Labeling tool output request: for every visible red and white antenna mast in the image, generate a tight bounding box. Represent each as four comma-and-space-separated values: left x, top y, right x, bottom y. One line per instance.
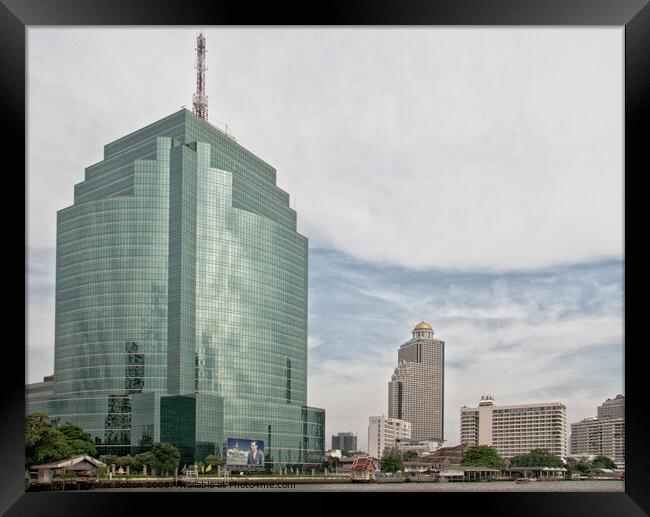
193, 32, 208, 121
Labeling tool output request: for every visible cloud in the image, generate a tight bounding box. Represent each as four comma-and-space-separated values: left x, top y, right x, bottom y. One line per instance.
308, 353, 396, 451
307, 336, 323, 350
26, 247, 56, 383
26, 28, 624, 452
308, 248, 623, 452
27, 27, 622, 270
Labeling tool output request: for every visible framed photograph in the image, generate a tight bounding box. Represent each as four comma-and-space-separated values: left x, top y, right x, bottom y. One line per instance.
4, 0, 649, 513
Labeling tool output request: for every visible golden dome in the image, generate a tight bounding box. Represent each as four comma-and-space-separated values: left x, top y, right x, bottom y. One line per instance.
414, 321, 432, 331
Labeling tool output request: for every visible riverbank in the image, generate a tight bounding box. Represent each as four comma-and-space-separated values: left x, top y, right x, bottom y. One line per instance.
26, 475, 351, 491
27, 478, 624, 492
93, 480, 624, 492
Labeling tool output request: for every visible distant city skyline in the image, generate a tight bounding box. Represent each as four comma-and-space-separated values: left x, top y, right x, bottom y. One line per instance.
27, 27, 623, 452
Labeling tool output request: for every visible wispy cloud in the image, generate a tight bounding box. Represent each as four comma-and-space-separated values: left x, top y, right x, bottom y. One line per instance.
26, 28, 623, 454
308, 248, 623, 452
26, 247, 56, 383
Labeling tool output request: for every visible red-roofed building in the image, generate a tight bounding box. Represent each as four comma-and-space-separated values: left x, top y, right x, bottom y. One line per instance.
351, 457, 377, 481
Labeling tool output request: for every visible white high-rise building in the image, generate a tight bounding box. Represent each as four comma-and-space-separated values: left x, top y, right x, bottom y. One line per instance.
597, 394, 625, 419
368, 415, 411, 459
460, 396, 567, 460
570, 394, 625, 468
388, 322, 444, 441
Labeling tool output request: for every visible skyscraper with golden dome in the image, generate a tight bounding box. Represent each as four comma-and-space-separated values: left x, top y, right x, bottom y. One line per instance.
388, 322, 445, 441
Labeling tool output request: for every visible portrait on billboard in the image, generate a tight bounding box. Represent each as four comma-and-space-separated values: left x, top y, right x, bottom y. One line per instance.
226, 438, 265, 466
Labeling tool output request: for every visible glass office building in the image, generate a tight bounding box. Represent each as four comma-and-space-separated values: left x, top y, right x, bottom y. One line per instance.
29, 109, 325, 466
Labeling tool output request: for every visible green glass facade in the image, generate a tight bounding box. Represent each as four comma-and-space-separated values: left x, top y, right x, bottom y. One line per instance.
29, 109, 325, 466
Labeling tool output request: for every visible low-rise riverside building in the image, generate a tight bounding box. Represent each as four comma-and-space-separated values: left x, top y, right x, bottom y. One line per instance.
403, 443, 466, 474
30, 455, 105, 483
438, 468, 464, 481
590, 467, 622, 479
506, 466, 568, 480
461, 467, 502, 481
395, 438, 444, 456
405, 443, 467, 470
351, 457, 377, 480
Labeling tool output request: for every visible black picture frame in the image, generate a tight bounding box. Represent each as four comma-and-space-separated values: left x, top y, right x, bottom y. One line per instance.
3, 0, 649, 514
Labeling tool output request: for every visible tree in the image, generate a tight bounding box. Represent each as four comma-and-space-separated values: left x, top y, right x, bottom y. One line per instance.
381, 449, 404, 473
116, 455, 137, 469
566, 458, 591, 476
99, 454, 118, 467
25, 413, 101, 469
134, 451, 155, 472
403, 450, 418, 461
592, 455, 617, 469
137, 433, 153, 452
59, 469, 78, 479
58, 422, 96, 457
148, 442, 180, 476
204, 454, 222, 467
25, 413, 74, 468
90, 466, 108, 479
461, 445, 505, 469
324, 456, 340, 470
509, 449, 563, 468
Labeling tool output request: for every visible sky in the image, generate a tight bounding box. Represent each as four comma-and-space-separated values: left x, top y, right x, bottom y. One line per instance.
26, 27, 623, 452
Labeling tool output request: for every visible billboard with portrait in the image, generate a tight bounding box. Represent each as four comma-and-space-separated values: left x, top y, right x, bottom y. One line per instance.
226, 438, 265, 466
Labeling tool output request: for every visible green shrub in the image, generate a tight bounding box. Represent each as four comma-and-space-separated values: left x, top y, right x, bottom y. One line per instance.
91, 466, 108, 479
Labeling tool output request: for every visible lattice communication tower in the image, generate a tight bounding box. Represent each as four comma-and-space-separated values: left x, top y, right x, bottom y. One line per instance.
192, 32, 208, 121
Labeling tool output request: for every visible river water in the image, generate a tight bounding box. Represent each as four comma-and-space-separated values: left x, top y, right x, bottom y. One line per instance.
93, 480, 624, 492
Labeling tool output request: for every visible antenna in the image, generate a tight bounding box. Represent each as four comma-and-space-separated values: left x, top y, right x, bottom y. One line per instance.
193, 32, 208, 121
